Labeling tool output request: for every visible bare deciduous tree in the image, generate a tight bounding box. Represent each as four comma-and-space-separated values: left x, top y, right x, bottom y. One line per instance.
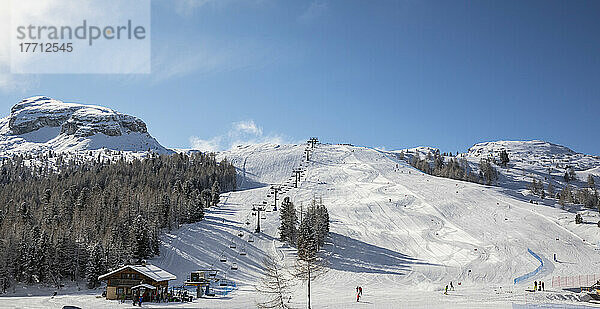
291, 255, 328, 309
256, 254, 293, 309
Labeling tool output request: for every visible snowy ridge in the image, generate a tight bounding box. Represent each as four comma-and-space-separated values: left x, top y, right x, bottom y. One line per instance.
0, 96, 172, 155
464, 140, 600, 172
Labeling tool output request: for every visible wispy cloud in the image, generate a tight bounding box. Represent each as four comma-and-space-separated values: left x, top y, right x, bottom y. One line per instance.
298, 0, 328, 24
231, 120, 263, 136
189, 135, 222, 152
171, 0, 268, 16
149, 39, 260, 83
189, 120, 291, 152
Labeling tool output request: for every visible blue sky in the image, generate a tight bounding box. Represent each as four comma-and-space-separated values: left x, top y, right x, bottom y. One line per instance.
1, 0, 599, 154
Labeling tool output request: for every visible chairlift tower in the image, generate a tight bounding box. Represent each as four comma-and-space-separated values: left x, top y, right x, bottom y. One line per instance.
307, 137, 319, 149
292, 168, 303, 188
252, 204, 266, 233
269, 185, 282, 211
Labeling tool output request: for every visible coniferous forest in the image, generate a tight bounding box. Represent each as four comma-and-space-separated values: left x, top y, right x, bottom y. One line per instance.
0, 152, 236, 290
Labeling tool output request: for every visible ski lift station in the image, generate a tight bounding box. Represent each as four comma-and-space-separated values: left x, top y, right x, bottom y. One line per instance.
97, 263, 176, 301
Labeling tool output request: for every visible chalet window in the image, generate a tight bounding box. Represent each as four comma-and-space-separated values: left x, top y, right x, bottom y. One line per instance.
117, 287, 124, 295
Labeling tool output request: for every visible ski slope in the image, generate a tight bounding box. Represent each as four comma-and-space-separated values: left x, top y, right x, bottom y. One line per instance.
3, 142, 599, 308
151, 143, 600, 308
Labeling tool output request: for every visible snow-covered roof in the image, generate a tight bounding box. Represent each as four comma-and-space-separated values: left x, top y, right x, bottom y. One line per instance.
98, 264, 176, 282
131, 283, 157, 290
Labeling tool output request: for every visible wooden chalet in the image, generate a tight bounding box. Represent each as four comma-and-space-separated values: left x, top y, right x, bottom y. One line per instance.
98, 263, 176, 301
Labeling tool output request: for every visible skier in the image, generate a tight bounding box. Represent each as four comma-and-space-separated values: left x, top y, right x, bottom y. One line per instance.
534, 281, 537, 292
139, 295, 143, 307
359, 286, 363, 296
356, 291, 360, 302
444, 285, 448, 295
542, 281, 545, 291
450, 281, 454, 291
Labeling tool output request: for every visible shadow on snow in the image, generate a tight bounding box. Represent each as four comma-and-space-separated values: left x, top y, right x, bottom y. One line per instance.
326, 232, 439, 275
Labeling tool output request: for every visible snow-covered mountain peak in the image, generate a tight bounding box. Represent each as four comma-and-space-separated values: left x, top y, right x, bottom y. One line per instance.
0, 96, 171, 155
467, 140, 575, 159
6, 96, 147, 137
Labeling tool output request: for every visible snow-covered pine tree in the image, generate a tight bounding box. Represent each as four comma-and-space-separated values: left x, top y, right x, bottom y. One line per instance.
499, 150, 509, 167
278, 199, 298, 245
211, 181, 221, 206
588, 174, 596, 189
85, 243, 106, 289
132, 215, 152, 261
190, 189, 204, 222
33, 231, 51, 284
547, 181, 555, 197
201, 189, 212, 209
297, 218, 317, 261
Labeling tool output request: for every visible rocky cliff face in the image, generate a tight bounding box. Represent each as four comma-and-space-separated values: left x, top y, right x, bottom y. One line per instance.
8, 96, 148, 137
0, 96, 172, 154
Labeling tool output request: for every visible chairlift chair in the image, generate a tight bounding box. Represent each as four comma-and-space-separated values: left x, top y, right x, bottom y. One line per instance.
248, 236, 254, 243
240, 249, 247, 256
238, 230, 244, 237
220, 254, 227, 262
231, 262, 238, 270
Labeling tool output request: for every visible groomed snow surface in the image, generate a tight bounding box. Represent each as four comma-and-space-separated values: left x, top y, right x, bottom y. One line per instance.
2, 144, 600, 308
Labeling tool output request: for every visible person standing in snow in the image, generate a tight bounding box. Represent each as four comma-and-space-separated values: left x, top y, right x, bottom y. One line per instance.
534, 281, 537, 292
450, 281, 454, 291
356, 291, 360, 302
542, 281, 545, 291
139, 295, 143, 307
359, 286, 363, 296
444, 285, 448, 295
